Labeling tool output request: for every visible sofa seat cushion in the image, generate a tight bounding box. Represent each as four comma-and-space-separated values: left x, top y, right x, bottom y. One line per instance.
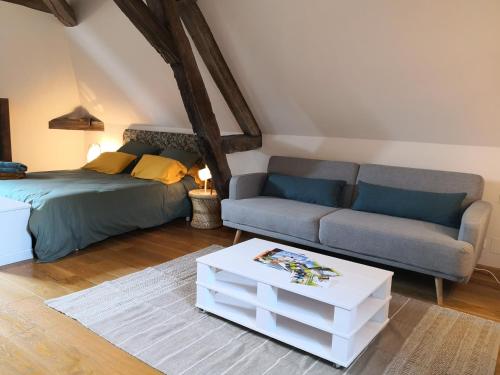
222, 197, 339, 242
319, 209, 474, 278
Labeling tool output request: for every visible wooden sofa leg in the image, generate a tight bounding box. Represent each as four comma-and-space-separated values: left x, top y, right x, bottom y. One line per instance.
233, 229, 242, 245
435, 277, 444, 305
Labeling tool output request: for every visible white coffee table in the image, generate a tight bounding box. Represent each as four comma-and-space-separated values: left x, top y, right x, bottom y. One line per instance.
196, 238, 393, 368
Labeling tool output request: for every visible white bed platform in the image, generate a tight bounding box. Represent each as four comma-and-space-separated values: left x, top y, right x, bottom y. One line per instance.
0, 196, 32, 266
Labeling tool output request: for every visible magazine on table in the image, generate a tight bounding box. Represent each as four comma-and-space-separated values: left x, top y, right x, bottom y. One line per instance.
254, 248, 341, 287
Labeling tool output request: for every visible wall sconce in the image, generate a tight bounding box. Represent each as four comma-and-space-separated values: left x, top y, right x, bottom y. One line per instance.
87, 143, 101, 162
198, 166, 212, 193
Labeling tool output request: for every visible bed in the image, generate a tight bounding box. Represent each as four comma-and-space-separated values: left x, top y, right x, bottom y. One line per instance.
0, 129, 200, 262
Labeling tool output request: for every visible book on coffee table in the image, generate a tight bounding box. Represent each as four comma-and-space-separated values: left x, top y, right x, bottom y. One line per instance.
254, 248, 341, 287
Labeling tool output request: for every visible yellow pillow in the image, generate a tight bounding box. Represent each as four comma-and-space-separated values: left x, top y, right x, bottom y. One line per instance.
83, 152, 136, 174
131, 154, 187, 185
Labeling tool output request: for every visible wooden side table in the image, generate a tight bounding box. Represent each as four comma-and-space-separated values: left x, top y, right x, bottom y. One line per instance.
189, 189, 222, 229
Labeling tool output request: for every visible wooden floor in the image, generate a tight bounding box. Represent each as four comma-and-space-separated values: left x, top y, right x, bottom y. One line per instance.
0, 219, 498, 374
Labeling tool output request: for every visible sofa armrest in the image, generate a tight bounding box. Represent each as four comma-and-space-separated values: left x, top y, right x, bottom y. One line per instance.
229, 173, 267, 200
458, 200, 492, 260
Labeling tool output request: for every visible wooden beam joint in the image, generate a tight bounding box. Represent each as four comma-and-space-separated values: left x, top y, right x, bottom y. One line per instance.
221, 135, 262, 154
2, 0, 78, 26
178, 0, 261, 137
1, 0, 50, 13
41, 0, 77, 26
113, 0, 179, 64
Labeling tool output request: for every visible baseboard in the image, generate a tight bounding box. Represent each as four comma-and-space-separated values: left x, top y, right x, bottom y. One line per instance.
0, 248, 33, 267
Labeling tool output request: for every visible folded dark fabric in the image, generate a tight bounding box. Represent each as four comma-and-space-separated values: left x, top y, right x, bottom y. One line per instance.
0, 172, 25, 180
0, 167, 26, 174
0, 162, 27, 172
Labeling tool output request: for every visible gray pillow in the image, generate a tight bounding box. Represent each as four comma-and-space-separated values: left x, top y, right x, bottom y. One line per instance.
118, 141, 161, 173
160, 149, 201, 169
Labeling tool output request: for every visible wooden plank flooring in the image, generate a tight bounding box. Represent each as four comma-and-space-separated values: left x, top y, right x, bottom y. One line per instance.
0, 219, 498, 374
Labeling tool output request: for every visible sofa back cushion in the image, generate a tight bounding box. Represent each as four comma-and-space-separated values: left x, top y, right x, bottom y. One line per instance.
267, 156, 359, 207
356, 164, 484, 209
352, 181, 466, 228
262, 174, 346, 207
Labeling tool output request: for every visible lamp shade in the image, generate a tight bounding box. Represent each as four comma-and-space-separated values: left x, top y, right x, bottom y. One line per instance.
87, 143, 101, 162
198, 166, 212, 182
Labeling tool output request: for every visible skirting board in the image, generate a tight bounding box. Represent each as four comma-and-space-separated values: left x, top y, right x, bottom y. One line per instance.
0, 248, 33, 267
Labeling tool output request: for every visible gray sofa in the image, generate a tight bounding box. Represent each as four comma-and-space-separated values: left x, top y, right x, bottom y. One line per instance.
221, 156, 492, 304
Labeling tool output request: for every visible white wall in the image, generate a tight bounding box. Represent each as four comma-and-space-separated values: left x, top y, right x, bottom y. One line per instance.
200, 0, 500, 146
0, 3, 85, 171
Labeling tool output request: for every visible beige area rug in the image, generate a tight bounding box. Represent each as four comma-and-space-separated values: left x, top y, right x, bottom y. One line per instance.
46, 246, 500, 375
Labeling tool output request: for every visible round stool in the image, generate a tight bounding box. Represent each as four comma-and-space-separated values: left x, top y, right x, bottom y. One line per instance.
188, 189, 222, 229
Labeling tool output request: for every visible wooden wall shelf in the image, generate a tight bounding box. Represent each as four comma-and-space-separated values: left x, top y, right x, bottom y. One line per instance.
49, 106, 104, 131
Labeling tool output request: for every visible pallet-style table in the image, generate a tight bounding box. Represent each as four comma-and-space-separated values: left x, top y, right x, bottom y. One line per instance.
196, 238, 393, 368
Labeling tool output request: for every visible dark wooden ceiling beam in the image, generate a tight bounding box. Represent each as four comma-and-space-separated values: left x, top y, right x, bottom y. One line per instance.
137, 0, 232, 196
178, 0, 261, 137
221, 135, 262, 154
114, 0, 179, 65
1, 0, 50, 13
156, 0, 232, 197
40, 0, 77, 27
117, 0, 262, 197
2, 0, 77, 26
0, 99, 12, 162
146, 0, 166, 23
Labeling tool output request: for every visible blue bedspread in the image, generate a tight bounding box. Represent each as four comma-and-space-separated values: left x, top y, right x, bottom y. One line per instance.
0, 169, 196, 261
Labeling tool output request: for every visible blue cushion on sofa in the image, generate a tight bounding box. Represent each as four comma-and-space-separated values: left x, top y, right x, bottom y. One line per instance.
352, 181, 466, 228
261, 174, 346, 207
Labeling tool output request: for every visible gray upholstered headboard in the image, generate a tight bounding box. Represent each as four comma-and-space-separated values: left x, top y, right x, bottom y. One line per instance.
123, 129, 200, 154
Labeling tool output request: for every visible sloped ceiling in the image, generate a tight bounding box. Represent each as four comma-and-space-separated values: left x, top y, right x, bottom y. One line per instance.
64, 0, 241, 135
65, 0, 500, 146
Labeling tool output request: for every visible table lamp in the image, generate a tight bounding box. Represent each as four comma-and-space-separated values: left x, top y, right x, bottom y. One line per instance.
87, 143, 101, 162
198, 166, 212, 193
